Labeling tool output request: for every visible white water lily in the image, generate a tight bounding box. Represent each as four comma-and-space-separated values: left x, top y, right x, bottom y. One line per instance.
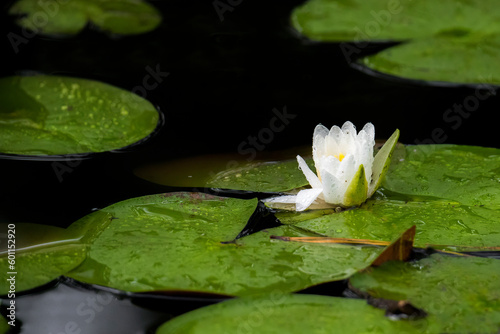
266, 121, 399, 211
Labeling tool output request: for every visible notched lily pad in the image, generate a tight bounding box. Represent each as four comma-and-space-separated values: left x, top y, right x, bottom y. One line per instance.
9, 0, 162, 36
66, 192, 383, 296
349, 254, 500, 333
156, 293, 427, 333
0, 75, 160, 156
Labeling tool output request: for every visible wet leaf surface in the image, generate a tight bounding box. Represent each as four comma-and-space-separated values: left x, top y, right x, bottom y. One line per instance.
9, 0, 161, 36
350, 254, 500, 333
156, 293, 427, 334
0, 75, 160, 155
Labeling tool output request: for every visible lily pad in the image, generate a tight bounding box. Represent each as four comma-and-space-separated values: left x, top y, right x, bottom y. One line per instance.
277, 144, 500, 251
66, 192, 382, 296
0, 244, 87, 295
134, 147, 312, 192
0, 317, 8, 333
156, 293, 425, 333
291, 0, 500, 85
0, 75, 160, 155
350, 254, 500, 333
360, 33, 500, 85
0, 223, 87, 295
9, 0, 161, 36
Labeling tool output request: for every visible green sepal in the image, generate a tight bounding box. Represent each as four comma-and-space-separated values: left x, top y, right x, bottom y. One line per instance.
369, 129, 400, 195
343, 164, 368, 207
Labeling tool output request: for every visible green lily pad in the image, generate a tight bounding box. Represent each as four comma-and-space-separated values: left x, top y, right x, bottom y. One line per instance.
9, 0, 161, 36
350, 254, 500, 333
384, 144, 500, 208
361, 34, 500, 85
292, 0, 500, 42
0, 317, 9, 333
277, 144, 500, 251
156, 293, 426, 333
134, 147, 312, 192
66, 192, 382, 296
291, 0, 500, 84
0, 244, 87, 295
0, 223, 87, 295
0, 75, 160, 155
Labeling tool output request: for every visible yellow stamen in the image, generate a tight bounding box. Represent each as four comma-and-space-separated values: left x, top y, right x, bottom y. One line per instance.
335, 153, 345, 161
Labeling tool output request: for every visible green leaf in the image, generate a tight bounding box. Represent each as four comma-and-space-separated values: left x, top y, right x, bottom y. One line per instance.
350, 254, 500, 333
278, 144, 500, 251
0, 244, 87, 295
383, 144, 500, 208
66, 192, 382, 296
9, 0, 161, 36
134, 150, 313, 192
369, 129, 400, 195
292, 0, 500, 42
291, 0, 500, 84
343, 164, 368, 206
361, 34, 500, 85
156, 294, 424, 334
0, 75, 160, 155
0, 223, 87, 295
0, 316, 9, 333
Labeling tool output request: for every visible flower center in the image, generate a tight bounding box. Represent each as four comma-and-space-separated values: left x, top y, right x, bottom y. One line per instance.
335, 153, 345, 161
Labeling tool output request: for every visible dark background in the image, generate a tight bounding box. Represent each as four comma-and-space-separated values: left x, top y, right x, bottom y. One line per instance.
0, 1, 498, 332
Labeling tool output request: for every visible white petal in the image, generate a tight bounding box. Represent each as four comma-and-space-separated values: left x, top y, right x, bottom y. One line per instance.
296, 188, 323, 211
264, 195, 297, 204
361, 123, 375, 145
297, 155, 322, 189
313, 124, 329, 159
341, 121, 357, 137
319, 169, 343, 204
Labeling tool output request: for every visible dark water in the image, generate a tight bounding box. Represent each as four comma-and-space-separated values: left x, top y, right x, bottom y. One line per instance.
1, 1, 499, 333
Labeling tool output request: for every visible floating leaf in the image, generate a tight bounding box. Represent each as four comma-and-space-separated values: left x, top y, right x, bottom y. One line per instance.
9, 0, 161, 36
277, 145, 500, 251
66, 192, 382, 296
134, 149, 312, 192
360, 34, 500, 85
383, 144, 500, 208
0, 244, 87, 295
156, 293, 426, 333
350, 254, 500, 333
291, 0, 500, 84
0, 75, 160, 155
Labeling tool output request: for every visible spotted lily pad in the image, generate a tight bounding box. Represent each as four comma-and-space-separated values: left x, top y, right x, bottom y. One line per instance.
9, 0, 161, 36
66, 192, 383, 296
350, 254, 500, 333
0, 75, 160, 155
156, 293, 426, 333
291, 0, 500, 85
